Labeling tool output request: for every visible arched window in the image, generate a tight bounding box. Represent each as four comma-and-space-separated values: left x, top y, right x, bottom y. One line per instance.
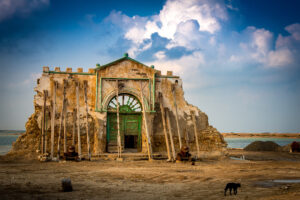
107, 94, 142, 112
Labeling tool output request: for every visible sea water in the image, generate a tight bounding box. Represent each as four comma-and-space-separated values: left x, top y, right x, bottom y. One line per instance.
0, 130, 23, 155
1, 130, 300, 154
225, 137, 300, 149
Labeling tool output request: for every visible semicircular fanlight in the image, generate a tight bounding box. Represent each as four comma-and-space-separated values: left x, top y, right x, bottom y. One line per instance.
107, 94, 142, 112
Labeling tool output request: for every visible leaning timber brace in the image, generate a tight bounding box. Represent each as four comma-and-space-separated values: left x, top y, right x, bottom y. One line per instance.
57, 82, 66, 160
84, 80, 91, 160
76, 81, 82, 159
51, 81, 57, 159
172, 84, 182, 149
41, 90, 48, 154
72, 108, 76, 146
191, 111, 200, 158
63, 80, 68, 154
159, 93, 171, 161
140, 81, 153, 160
166, 108, 176, 160
116, 79, 122, 158
45, 109, 49, 153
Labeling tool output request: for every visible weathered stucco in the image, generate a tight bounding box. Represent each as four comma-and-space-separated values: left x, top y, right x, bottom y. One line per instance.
12, 56, 227, 159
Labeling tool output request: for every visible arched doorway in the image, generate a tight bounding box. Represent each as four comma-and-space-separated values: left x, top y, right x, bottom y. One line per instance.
106, 93, 142, 153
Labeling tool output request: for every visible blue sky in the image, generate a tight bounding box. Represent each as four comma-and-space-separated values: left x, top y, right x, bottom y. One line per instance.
0, 0, 299, 132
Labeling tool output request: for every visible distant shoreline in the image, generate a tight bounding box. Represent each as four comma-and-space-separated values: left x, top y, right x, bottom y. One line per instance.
222, 132, 300, 138
0, 130, 24, 136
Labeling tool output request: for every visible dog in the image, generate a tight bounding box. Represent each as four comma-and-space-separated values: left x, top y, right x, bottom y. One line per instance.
224, 183, 241, 196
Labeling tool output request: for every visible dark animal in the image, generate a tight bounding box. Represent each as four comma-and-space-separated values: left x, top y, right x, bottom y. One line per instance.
224, 183, 241, 196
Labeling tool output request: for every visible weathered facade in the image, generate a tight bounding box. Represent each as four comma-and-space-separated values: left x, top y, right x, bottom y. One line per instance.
13, 54, 227, 159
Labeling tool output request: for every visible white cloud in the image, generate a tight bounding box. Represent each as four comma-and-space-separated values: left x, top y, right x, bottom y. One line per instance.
166, 20, 203, 50
105, 0, 228, 57
154, 51, 166, 60
149, 51, 205, 74
285, 23, 300, 41
0, 0, 49, 22
155, 0, 227, 39
267, 49, 293, 67
104, 1, 299, 72
251, 28, 273, 59
239, 26, 297, 68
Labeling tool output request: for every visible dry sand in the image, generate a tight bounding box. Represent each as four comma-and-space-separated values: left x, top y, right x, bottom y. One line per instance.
1, 150, 300, 200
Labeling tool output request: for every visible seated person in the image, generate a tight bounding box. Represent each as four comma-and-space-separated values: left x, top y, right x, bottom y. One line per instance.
291, 141, 300, 152
176, 145, 192, 161
64, 145, 79, 161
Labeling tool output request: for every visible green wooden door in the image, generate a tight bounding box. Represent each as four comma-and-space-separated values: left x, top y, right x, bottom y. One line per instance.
107, 113, 142, 152
106, 94, 142, 152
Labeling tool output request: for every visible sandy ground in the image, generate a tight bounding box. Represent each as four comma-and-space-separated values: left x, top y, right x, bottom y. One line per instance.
1, 150, 300, 200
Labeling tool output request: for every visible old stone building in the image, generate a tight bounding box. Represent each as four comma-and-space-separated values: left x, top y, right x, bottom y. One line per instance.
13, 53, 226, 160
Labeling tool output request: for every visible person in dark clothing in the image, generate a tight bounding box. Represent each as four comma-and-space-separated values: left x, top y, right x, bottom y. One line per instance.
64, 145, 79, 161
176, 146, 193, 162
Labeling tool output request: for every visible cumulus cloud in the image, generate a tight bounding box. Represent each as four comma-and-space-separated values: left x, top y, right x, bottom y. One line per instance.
105, 0, 227, 57
0, 0, 49, 22
166, 20, 203, 50
149, 50, 205, 75
237, 25, 300, 68
102, 0, 299, 86
146, 51, 211, 90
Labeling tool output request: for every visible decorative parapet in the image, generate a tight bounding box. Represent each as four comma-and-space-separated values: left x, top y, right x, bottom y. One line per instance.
167, 71, 173, 76
55, 67, 60, 72
155, 70, 179, 78
42, 66, 96, 75
43, 66, 49, 72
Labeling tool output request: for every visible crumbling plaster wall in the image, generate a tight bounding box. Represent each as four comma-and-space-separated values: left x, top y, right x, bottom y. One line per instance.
12, 67, 104, 156
12, 60, 226, 157
152, 76, 227, 153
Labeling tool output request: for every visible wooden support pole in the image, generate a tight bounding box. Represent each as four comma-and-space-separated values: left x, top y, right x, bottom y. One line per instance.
63, 104, 67, 154
185, 128, 190, 147
140, 81, 153, 161
39, 119, 42, 153
84, 81, 91, 160
57, 102, 63, 160
51, 81, 57, 159
191, 111, 200, 158
72, 108, 76, 146
116, 80, 122, 158
41, 98, 44, 154
172, 85, 182, 149
57, 82, 66, 160
45, 109, 48, 153
76, 82, 82, 159
166, 109, 176, 160
63, 80, 68, 154
42, 90, 47, 154
159, 93, 171, 161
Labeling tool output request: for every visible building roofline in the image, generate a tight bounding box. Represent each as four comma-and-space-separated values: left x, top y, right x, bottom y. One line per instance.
95, 54, 155, 71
